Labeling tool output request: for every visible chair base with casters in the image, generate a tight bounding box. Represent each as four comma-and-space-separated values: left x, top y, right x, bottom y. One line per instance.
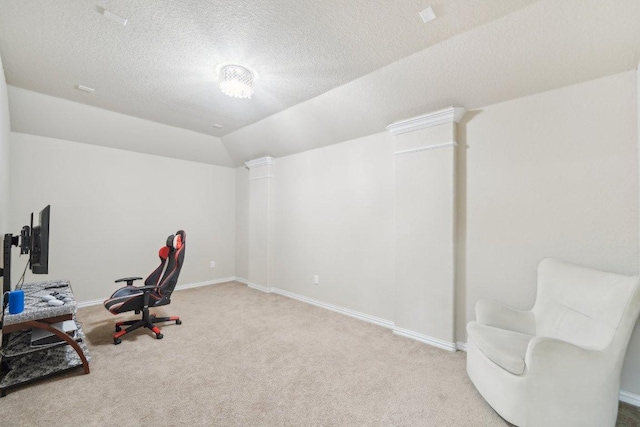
113, 312, 182, 344
104, 230, 186, 345
111, 288, 182, 345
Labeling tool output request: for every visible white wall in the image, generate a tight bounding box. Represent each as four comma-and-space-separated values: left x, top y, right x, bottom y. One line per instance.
235, 166, 249, 279
0, 55, 10, 235
9, 132, 236, 302
459, 70, 639, 392
271, 132, 396, 320
236, 69, 640, 391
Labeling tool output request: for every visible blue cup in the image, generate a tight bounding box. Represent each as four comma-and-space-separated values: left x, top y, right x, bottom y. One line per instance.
4, 290, 25, 314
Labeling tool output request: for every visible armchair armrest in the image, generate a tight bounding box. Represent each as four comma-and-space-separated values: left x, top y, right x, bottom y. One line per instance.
115, 277, 143, 286
475, 299, 536, 335
525, 336, 604, 375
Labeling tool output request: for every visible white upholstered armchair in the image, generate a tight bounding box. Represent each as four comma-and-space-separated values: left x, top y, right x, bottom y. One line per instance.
466, 258, 640, 427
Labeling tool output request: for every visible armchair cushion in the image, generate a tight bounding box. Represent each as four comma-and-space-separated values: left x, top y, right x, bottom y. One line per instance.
467, 321, 533, 375
534, 258, 638, 349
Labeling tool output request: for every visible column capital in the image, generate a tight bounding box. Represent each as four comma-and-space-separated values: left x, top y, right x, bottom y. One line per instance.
386, 107, 466, 136
245, 156, 276, 169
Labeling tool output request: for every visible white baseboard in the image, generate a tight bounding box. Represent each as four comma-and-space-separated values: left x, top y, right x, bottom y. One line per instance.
77, 298, 104, 308
175, 277, 235, 291
273, 287, 395, 329
392, 326, 457, 352
236, 278, 466, 348
248, 283, 272, 293
246, 281, 273, 294
77, 277, 236, 308
619, 390, 640, 407
235, 277, 393, 328
457, 340, 639, 407
234, 276, 272, 293
235, 277, 268, 291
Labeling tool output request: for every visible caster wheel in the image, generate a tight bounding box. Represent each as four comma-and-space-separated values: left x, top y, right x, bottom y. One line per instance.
115, 326, 121, 332
176, 320, 182, 325
156, 333, 163, 340
114, 338, 122, 345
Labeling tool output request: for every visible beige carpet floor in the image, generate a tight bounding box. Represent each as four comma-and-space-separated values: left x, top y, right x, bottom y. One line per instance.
2, 281, 640, 426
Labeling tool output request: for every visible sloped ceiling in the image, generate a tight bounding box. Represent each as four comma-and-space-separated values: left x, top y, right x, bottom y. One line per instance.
0, 0, 639, 166
223, 0, 640, 164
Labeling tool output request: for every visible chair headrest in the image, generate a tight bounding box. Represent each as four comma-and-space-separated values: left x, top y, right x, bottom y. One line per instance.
158, 246, 170, 259
166, 232, 184, 250
173, 233, 183, 250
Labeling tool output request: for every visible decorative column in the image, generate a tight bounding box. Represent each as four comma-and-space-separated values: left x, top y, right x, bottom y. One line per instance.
245, 156, 275, 291
387, 107, 466, 352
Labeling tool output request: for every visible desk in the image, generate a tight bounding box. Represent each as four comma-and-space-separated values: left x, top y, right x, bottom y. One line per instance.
0, 280, 90, 397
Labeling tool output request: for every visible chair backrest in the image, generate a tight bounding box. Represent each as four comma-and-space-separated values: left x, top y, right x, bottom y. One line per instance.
150, 230, 186, 307
532, 258, 640, 351
144, 245, 170, 288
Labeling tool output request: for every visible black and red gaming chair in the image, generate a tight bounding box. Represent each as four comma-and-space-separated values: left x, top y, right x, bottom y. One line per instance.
103, 230, 186, 345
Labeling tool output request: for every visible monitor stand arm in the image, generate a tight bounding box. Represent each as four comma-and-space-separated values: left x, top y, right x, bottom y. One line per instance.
3, 234, 19, 295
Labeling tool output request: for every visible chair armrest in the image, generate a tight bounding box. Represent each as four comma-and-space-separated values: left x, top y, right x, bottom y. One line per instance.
525, 336, 604, 375
475, 299, 536, 335
115, 277, 143, 286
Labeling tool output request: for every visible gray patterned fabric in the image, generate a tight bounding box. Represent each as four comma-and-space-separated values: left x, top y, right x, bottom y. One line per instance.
1, 280, 90, 394
3, 280, 77, 326
0, 323, 90, 388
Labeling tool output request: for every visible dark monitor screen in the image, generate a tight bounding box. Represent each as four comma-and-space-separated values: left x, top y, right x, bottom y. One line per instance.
30, 205, 50, 274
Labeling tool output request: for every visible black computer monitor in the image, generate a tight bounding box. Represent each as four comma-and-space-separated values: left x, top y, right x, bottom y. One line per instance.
1, 205, 51, 295
30, 205, 50, 274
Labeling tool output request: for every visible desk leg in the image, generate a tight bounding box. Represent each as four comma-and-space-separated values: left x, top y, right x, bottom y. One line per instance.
22, 320, 90, 374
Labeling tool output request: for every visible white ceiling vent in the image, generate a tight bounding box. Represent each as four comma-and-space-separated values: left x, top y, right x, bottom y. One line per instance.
419, 7, 436, 24
77, 85, 95, 93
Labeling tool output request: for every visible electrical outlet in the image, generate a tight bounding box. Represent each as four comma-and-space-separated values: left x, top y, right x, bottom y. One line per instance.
210, 261, 216, 268
314, 275, 319, 285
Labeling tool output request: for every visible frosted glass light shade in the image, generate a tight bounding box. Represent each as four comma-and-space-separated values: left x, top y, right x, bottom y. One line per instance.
219, 64, 254, 99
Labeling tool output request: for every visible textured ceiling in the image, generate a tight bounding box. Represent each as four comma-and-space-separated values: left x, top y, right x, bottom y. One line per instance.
0, 0, 538, 138
0, 0, 639, 166
223, 0, 640, 164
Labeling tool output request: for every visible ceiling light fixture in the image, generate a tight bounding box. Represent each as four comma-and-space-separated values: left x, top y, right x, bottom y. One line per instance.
219, 64, 255, 99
